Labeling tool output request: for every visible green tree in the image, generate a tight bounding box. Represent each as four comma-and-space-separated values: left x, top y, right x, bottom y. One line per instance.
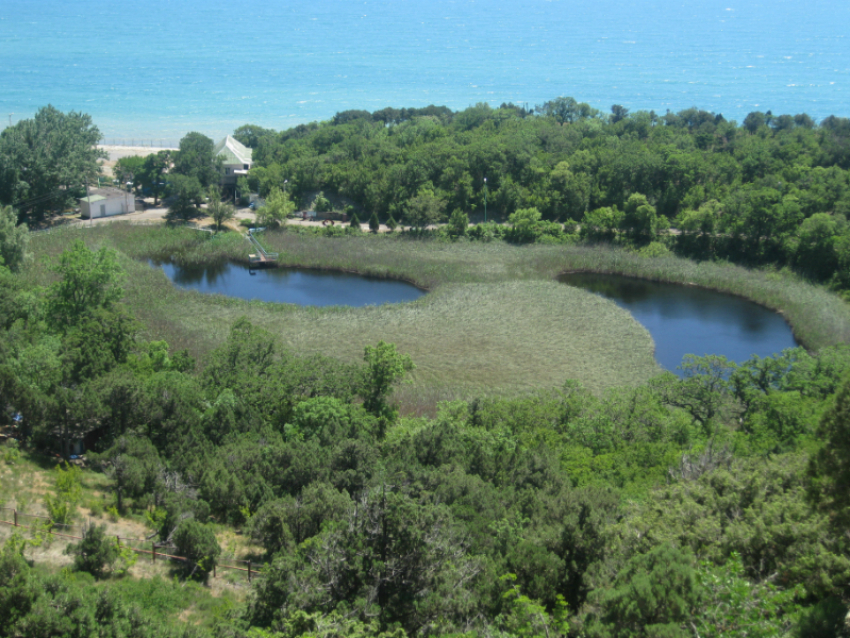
695, 553, 803, 638
98, 436, 162, 513
498, 574, 570, 638
66, 523, 118, 579
172, 519, 221, 581
506, 206, 544, 243
369, 211, 380, 233
233, 124, 276, 148
171, 132, 220, 187
794, 212, 845, 280
349, 212, 361, 229
45, 240, 124, 329
166, 173, 204, 220
313, 191, 332, 213
652, 354, 736, 435
207, 185, 235, 232
112, 155, 144, 192
581, 206, 623, 242
611, 104, 630, 124
0, 205, 29, 271
256, 186, 294, 228
551, 161, 591, 218
404, 187, 445, 229
621, 193, 667, 244
536, 96, 599, 124
595, 543, 703, 638
44, 462, 83, 526
0, 544, 40, 628
447, 208, 468, 238
361, 341, 414, 421
0, 105, 106, 220
136, 150, 170, 205
809, 379, 850, 531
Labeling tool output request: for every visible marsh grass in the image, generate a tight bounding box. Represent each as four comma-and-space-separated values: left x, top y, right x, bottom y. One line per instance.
24, 226, 850, 405
261, 231, 850, 350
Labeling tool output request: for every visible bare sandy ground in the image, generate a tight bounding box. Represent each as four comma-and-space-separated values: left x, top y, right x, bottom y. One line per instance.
98, 144, 177, 161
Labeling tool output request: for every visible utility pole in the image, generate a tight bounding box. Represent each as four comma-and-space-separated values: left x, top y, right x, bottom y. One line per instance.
7, 114, 12, 128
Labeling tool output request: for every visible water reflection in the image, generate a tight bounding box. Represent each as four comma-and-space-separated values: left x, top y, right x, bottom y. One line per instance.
559, 273, 799, 373
149, 259, 425, 307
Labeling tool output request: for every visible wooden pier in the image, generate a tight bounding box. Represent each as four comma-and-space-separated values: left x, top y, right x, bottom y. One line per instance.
247, 229, 278, 267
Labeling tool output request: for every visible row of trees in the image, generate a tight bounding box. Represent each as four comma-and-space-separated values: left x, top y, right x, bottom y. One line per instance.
230, 99, 850, 287
5, 102, 849, 283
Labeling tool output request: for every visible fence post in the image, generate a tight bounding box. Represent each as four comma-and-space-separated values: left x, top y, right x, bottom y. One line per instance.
213, 565, 216, 578
13, 510, 17, 527
116, 535, 120, 546
152, 543, 156, 563
247, 561, 252, 583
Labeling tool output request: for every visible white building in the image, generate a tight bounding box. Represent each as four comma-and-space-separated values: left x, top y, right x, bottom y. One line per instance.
214, 135, 253, 187
79, 188, 135, 219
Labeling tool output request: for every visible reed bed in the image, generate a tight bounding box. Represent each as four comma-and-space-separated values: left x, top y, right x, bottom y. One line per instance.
262, 231, 850, 350
24, 225, 850, 404
127, 269, 661, 395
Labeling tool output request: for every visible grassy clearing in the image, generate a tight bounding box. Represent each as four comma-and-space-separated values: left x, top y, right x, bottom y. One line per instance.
0, 447, 254, 598
24, 225, 850, 401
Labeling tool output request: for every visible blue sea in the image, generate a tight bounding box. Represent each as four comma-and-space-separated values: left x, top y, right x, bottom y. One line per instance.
1, 0, 847, 142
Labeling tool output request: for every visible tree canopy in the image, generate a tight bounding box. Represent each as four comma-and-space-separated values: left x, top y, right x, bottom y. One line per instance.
0, 105, 106, 220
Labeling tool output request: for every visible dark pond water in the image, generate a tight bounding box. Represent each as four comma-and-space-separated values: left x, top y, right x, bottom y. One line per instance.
150, 259, 425, 307
559, 273, 799, 372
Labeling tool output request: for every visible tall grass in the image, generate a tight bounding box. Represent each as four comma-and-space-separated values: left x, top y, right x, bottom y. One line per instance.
262, 231, 850, 350
24, 225, 850, 405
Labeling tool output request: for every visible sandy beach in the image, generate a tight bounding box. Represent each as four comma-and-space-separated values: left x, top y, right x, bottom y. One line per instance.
98, 145, 177, 161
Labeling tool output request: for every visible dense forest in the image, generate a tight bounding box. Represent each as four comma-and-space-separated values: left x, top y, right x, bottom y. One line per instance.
3, 99, 850, 636
232, 99, 850, 290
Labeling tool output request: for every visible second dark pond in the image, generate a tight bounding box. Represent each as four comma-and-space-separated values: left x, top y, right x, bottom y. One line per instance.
150, 259, 425, 307
559, 273, 799, 372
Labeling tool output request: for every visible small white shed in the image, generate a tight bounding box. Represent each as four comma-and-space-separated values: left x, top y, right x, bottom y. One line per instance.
80, 188, 136, 219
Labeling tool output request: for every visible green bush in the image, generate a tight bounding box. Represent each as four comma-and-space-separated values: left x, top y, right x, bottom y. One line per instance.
66, 523, 118, 579
172, 519, 221, 580
594, 543, 703, 638
314, 191, 332, 213
2, 439, 20, 464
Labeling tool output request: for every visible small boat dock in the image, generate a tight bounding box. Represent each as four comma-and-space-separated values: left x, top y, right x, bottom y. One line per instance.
247, 228, 279, 267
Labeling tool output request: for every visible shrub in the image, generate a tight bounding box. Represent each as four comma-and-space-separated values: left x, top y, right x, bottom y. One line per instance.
2, 439, 20, 464
172, 519, 221, 580
595, 543, 703, 638
67, 523, 117, 579
448, 209, 469, 238
44, 462, 83, 527
313, 191, 332, 213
